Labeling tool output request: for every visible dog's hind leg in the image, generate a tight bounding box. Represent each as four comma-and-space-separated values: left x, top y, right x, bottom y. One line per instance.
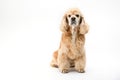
50, 50, 58, 68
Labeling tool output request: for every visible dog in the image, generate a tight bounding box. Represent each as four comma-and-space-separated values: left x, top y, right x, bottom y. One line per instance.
50, 8, 89, 73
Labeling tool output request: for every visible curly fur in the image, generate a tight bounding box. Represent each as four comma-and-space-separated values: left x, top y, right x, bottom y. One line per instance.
50, 8, 89, 73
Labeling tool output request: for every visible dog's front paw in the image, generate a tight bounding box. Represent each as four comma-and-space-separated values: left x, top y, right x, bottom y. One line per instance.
77, 69, 85, 73
60, 69, 69, 73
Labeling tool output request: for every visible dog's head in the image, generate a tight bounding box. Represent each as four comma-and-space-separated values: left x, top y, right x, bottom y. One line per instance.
60, 8, 89, 34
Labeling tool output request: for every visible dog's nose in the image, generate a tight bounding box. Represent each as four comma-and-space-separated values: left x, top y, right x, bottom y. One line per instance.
71, 17, 76, 21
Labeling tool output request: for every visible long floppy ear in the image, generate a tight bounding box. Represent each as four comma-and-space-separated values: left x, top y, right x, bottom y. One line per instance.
60, 14, 69, 33
79, 16, 89, 34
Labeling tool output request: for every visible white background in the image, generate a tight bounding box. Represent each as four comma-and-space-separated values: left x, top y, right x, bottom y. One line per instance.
0, 0, 120, 80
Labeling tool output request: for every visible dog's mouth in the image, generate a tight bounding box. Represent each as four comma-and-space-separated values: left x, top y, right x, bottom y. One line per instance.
71, 21, 76, 25
71, 20, 77, 26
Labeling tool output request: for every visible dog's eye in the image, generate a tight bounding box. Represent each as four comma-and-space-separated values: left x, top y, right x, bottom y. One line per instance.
68, 15, 71, 17
76, 14, 79, 17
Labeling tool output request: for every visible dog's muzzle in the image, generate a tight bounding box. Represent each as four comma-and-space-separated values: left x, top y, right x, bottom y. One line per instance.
71, 17, 76, 25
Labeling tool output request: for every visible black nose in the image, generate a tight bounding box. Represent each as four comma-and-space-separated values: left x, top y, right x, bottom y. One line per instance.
71, 17, 75, 21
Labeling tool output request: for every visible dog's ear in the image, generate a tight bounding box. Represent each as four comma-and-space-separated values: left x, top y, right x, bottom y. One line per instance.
79, 16, 89, 34
79, 16, 83, 25
60, 14, 69, 33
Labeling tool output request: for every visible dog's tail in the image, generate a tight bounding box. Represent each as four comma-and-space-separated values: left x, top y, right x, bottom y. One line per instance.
50, 50, 58, 68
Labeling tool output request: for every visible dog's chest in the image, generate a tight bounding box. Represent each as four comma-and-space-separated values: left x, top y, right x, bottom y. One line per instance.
71, 31, 77, 46
68, 32, 80, 59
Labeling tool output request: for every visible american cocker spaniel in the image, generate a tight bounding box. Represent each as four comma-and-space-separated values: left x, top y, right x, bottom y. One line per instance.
50, 8, 89, 73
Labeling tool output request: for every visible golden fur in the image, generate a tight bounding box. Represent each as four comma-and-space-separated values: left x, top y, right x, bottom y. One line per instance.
50, 8, 89, 73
